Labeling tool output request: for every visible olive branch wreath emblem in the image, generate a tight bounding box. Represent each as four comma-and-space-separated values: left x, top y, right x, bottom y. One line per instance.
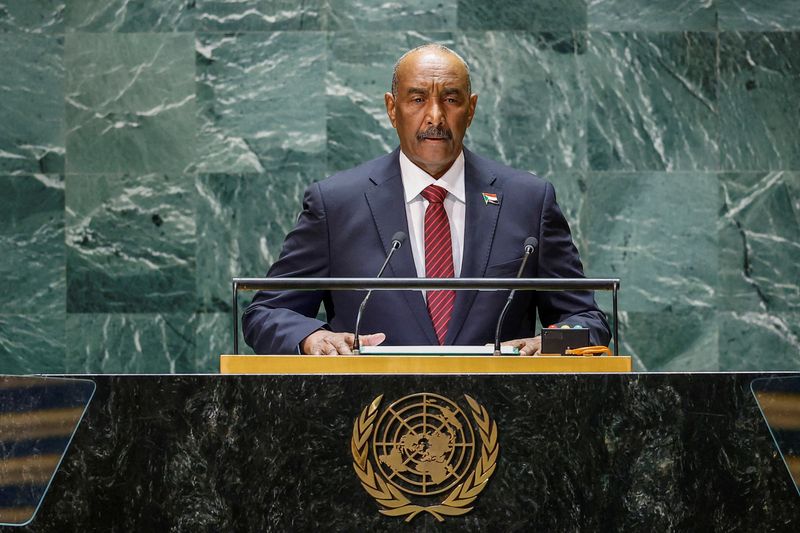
350, 394, 499, 522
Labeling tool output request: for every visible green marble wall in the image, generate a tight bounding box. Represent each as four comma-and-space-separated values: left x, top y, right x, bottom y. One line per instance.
1, 1, 798, 373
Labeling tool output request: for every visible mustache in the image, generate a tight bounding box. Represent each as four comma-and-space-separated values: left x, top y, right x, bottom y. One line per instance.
417, 126, 453, 141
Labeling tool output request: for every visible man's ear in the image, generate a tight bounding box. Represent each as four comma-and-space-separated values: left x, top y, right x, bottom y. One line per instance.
466, 93, 478, 127
384, 92, 397, 128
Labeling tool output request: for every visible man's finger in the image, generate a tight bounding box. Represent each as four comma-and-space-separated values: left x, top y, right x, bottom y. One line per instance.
321, 340, 338, 356
360, 333, 386, 347
333, 338, 353, 355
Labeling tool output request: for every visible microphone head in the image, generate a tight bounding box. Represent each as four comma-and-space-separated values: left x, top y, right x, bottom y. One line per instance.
524, 236, 538, 252
391, 231, 407, 247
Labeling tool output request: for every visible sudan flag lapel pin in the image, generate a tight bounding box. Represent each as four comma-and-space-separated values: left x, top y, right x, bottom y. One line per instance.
482, 192, 500, 205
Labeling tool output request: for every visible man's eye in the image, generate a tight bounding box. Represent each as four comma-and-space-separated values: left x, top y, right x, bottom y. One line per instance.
412, 97, 424, 103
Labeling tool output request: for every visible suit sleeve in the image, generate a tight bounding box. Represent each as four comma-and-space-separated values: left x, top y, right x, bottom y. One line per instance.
535, 181, 612, 346
242, 182, 331, 354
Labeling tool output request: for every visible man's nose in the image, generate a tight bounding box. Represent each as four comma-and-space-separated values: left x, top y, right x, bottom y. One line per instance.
425, 99, 444, 125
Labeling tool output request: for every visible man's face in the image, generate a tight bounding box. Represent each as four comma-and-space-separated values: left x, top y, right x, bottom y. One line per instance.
385, 51, 478, 178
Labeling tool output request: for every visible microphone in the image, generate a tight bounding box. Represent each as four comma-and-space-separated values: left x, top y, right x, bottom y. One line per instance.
353, 231, 407, 354
493, 237, 538, 356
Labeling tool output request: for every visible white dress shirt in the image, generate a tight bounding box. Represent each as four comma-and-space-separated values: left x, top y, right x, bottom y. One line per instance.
399, 150, 466, 281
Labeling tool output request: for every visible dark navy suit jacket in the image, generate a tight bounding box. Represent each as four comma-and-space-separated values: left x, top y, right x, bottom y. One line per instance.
242, 148, 610, 354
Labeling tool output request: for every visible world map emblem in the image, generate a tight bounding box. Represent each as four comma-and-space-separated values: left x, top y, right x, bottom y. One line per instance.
351, 393, 499, 522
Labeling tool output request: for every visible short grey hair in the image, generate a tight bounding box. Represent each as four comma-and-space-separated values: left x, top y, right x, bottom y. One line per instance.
391, 44, 472, 97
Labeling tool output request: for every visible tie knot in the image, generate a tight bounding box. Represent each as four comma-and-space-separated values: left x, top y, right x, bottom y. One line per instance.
421, 184, 447, 204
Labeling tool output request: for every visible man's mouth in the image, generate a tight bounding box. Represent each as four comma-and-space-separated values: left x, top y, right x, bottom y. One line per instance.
417, 126, 452, 142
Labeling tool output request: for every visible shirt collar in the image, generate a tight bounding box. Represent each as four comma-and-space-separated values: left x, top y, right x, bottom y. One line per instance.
399, 150, 466, 204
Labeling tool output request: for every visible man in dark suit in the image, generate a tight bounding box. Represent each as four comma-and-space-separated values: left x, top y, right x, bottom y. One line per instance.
243, 44, 610, 355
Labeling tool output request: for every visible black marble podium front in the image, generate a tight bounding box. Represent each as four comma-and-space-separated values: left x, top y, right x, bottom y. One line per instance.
6, 373, 800, 532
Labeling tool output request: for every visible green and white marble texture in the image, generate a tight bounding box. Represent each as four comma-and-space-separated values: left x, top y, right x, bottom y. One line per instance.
718, 0, 800, 30
719, 32, 800, 171
0, 314, 65, 373
195, 172, 314, 312
65, 173, 196, 313
0, 0, 64, 33
196, 0, 325, 30
585, 32, 718, 171
457, 0, 587, 30
65, 32, 196, 173
0, 33, 64, 174
588, 0, 716, 31
64, 0, 195, 32
584, 172, 719, 313
718, 172, 800, 313
194, 31, 326, 176
719, 312, 800, 370
328, 0, 456, 30
0, 174, 64, 314
65, 313, 197, 373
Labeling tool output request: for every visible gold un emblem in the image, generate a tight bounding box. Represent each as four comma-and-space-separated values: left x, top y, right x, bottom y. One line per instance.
351, 393, 499, 522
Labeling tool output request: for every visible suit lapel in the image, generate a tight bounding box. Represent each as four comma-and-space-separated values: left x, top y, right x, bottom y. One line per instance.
445, 150, 502, 344
364, 151, 438, 345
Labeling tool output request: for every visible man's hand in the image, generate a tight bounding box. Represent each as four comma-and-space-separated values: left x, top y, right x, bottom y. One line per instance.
502, 336, 541, 357
300, 330, 386, 355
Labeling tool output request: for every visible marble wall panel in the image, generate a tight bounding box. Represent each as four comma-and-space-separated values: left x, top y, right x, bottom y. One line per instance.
587, 0, 716, 31
719, 312, 800, 370
328, 0, 456, 30
718, 172, 800, 314
585, 32, 718, 172
64, 32, 196, 173
584, 172, 718, 313
0, 0, 64, 33
718, 32, 800, 171
195, 172, 314, 312
196, 0, 325, 31
65, 313, 197, 373
0, 314, 65, 373
457, 0, 587, 30
0, 33, 64, 174
64, 0, 195, 32
65, 173, 196, 313
194, 31, 326, 176
718, 0, 800, 30
0, 175, 65, 314
460, 32, 586, 175
618, 309, 719, 371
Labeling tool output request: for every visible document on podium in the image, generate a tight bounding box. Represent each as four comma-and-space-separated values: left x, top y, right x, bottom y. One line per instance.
359, 345, 519, 355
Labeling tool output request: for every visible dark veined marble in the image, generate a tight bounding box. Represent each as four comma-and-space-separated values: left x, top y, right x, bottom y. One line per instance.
64, 0, 195, 32
719, 32, 800, 171
0, 0, 64, 33
5, 373, 800, 531
719, 312, 800, 371
457, 0, 587, 30
0, 33, 63, 174
64, 32, 196, 174
0, 175, 64, 314
194, 31, 326, 176
64, 313, 197, 373
587, 0, 716, 31
718, 0, 800, 30
65, 173, 195, 313
585, 32, 718, 172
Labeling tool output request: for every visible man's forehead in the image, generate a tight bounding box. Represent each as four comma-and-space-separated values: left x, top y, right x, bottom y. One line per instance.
396, 51, 469, 87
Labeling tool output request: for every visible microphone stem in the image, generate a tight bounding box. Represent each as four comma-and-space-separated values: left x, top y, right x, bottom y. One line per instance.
493, 246, 534, 356
353, 241, 400, 354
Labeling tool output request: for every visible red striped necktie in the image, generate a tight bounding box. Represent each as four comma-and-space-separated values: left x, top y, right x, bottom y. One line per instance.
421, 184, 455, 345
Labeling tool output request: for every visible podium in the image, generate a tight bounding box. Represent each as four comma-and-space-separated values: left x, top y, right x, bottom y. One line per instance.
219, 354, 632, 374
